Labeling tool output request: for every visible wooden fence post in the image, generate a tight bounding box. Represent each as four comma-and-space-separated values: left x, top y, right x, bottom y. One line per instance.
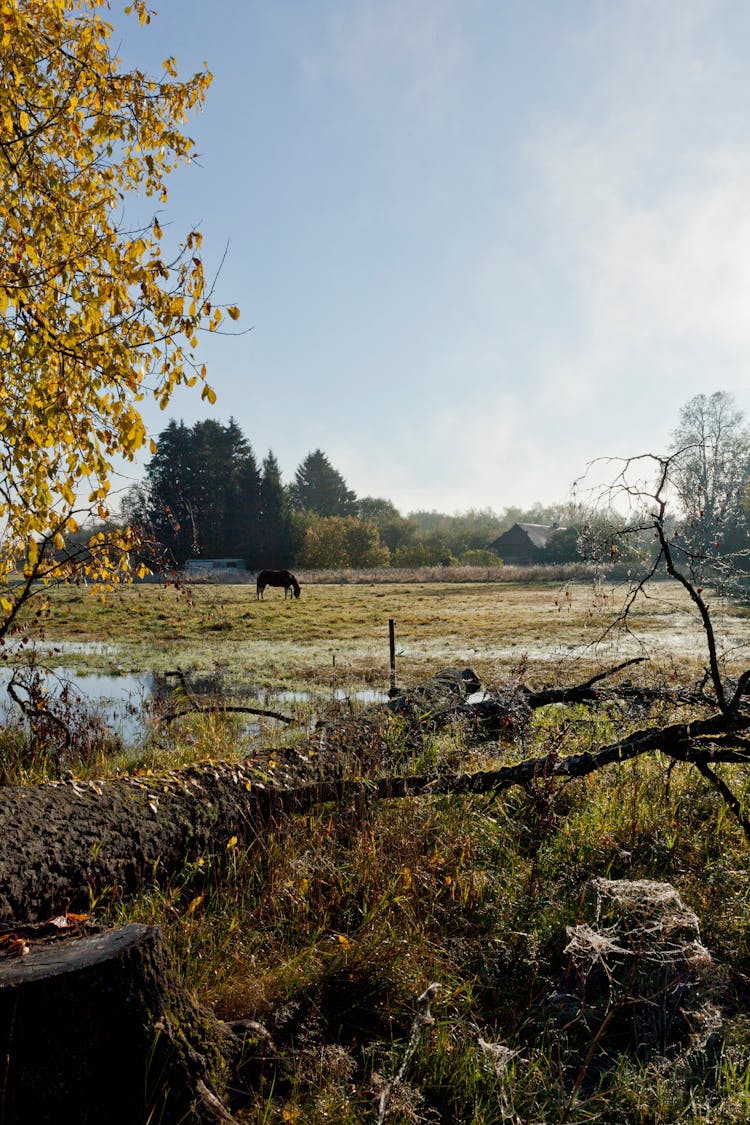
388, 618, 398, 697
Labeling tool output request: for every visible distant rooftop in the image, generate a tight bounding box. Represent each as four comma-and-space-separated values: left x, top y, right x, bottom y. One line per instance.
515, 523, 566, 548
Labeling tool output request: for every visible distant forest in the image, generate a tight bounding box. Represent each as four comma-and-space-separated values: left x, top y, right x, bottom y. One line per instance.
122, 418, 584, 569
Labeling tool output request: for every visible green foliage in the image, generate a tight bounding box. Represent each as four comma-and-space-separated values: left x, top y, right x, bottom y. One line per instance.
544, 526, 581, 563
258, 451, 298, 567
300, 515, 390, 568
134, 417, 263, 564
392, 532, 457, 567
357, 497, 416, 552
458, 548, 504, 566
130, 423, 305, 569
289, 449, 357, 517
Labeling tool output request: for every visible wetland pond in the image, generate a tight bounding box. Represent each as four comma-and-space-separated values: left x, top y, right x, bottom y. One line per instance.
0, 658, 389, 746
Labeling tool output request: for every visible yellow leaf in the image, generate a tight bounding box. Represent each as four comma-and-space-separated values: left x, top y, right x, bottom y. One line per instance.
227, 305, 240, 321
0, 0, 217, 598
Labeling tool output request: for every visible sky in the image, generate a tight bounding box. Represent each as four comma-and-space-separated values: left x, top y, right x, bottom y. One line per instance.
110, 0, 750, 516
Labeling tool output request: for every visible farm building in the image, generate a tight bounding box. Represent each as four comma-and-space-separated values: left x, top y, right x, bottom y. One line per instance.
183, 558, 248, 577
488, 523, 566, 565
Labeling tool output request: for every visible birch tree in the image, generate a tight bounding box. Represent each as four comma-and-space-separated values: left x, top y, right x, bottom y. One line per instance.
0, 0, 238, 634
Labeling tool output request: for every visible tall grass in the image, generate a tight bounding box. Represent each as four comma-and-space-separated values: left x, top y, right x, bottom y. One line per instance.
190, 563, 609, 586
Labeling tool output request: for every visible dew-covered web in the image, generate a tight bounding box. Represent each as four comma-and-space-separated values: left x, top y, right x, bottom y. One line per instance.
565, 878, 712, 973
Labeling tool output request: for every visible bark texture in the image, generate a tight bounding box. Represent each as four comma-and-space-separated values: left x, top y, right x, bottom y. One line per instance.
2, 700, 749, 924
0, 923, 235, 1124
0, 748, 320, 923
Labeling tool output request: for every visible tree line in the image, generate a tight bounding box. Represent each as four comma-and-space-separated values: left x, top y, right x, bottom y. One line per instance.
123, 418, 581, 570
123, 392, 750, 574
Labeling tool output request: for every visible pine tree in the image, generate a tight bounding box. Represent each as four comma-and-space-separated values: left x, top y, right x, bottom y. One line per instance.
258, 452, 296, 566
289, 450, 357, 516
141, 420, 198, 564
141, 419, 262, 564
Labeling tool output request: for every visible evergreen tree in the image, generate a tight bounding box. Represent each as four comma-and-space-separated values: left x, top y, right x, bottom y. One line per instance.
257, 451, 296, 566
289, 450, 357, 516
190, 418, 261, 558
140, 419, 263, 564
140, 420, 198, 564
228, 434, 262, 561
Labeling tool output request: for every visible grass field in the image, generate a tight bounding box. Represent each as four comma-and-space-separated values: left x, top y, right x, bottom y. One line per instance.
23, 571, 750, 692
7, 573, 750, 1122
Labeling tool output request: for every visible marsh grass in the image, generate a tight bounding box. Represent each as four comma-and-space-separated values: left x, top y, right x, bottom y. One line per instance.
7, 577, 750, 1120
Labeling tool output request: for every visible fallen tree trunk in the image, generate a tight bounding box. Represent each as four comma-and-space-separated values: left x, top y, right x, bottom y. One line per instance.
1, 688, 750, 924
0, 666, 748, 1122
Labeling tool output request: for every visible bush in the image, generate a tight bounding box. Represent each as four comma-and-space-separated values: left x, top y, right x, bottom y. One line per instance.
458, 549, 503, 567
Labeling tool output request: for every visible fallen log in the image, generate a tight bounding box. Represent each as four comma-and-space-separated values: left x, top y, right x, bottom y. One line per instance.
386, 658, 715, 739
0, 666, 748, 1123
1, 695, 750, 924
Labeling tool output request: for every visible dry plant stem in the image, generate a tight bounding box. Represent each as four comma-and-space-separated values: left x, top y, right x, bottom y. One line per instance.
6, 675, 72, 755
377, 984, 440, 1125
559, 1002, 627, 1125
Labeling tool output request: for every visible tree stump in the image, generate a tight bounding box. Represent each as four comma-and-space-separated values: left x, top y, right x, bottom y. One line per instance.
0, 923, 235, 1124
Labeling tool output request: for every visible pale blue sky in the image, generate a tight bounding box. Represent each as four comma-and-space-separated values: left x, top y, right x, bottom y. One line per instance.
112, 1, 750, 515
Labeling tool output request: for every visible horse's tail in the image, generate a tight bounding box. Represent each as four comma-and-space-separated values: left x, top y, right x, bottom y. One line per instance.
290, 574, 301, 598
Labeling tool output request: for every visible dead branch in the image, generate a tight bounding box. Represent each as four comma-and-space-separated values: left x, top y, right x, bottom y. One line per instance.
162, 704, 295, 727
159, 667, 295, 726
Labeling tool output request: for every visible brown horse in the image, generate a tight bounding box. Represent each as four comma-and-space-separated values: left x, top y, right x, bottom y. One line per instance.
256, 569, 301, 600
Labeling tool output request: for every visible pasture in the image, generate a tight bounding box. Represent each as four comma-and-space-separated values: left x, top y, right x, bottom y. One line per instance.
28, 572, 749, 693
8, 574, 750, 1123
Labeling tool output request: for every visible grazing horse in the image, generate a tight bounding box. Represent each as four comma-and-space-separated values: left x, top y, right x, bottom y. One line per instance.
256, 569, 301, 600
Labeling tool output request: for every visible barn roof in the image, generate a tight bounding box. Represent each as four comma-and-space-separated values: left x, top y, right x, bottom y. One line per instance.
516, 523, 565, 548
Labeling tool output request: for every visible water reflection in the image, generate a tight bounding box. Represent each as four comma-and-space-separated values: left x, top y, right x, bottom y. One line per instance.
0, 667, 388, 746
0, 667, 155, 744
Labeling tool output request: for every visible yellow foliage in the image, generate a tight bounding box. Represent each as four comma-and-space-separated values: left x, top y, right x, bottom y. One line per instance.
0, 0, 237, 630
